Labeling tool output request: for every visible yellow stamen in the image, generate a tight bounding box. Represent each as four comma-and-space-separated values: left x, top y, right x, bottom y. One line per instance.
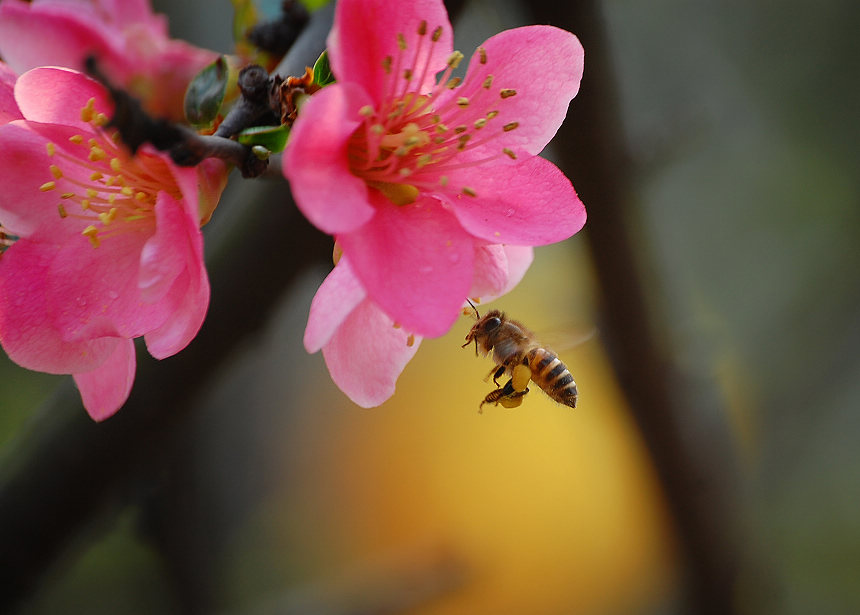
39, 181, 56, 192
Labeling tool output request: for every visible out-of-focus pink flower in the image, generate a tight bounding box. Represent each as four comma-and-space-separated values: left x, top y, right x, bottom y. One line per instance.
284, 0, 586, 339
0, 0, 217, 120
0, 67, 215, 420
305, 245, 533, 407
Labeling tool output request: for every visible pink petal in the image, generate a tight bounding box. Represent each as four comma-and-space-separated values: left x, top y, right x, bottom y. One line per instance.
322, 299, 421, 407
469, 244, 534, 299
0, 1, 130, 78
0, 62, 21, 123
337, 192, 474, 337
73, 337, 136, 421
0, 239, 119, 373
0, 122, 88, 239
499, 245, 534, 294
442, 156, 586, 245
15, 67, 114, 130
470, 244, 508, 298
283, 83, 375, 235
328, 0, 453, 103
47, 224, 158, 343
304, 258, 367, 353
438, 25, 584, 157
142, 194, 210, 359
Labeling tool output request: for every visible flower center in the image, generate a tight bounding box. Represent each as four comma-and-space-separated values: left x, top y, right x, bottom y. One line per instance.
346, 20, 520, 205
38, 98, 180, 248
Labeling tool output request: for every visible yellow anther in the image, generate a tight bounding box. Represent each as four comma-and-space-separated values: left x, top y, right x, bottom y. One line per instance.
110, 158, 122, 172
108, 194, 117, 204
371, 124, 385, 135
500, 89, 517, 98
332, 240, 343, 266
486, 110, 499, 119
135, 191, 148, 201
98, 207, 118, 225
94, 113, 109, 126
88, 138, 99, 148
435, 123, 449, 133
440, 175, 449, 186
39, 181, 56, 192
80, 99, 95, 123
433, 136, 446, 144
86, 188, 99, 198
446, 51, 464, 69
359, 105, 375, 117
399, 168, 412, 177
479, 47, 488, 64
69, 134, 84, 144
82, 225, 100, 247
503, 148, 517, 159
90, 171, 104, 181
454, 125, 468, 134
417, 154, 433, 167
382, 56, 392, 74
431, 26, 443, 42
393, 322, 402, 329
406, 334, 415, 347
81, 199, 90, 210
446, 77, 461, 89
88, 147, 106, 162
456, 97, 469, 107
50, 165, 63, 179
474, 118, 487, 130
482, 75, 494, 89
503, 121, 519, 132
417, 20, 427, 36
457, 134, 471, 150
403, 68, 413, 81
57, 204, 68, 218
462, 187, 477, 197
121, 186, 134, 196
61, 192, 75, 199
397, 33, 407, 50
46, 142, 56, 156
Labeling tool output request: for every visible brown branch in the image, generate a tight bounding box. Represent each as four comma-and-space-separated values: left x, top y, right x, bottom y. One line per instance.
525, 1, 743, 613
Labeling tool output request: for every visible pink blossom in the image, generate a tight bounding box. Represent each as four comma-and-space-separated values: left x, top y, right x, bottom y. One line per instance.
284, 0, 586, 340
0, 0, 217, 120
305, 245, 533, 407
0, 67, 214, 420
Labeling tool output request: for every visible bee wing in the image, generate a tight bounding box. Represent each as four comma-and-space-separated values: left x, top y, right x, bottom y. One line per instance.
537, 324, 599, 354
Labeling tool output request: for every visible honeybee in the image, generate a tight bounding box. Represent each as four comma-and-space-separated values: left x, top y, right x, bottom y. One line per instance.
462, 303, 578, 412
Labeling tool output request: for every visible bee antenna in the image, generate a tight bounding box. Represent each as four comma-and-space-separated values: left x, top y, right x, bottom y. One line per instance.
466, 298, 481, 319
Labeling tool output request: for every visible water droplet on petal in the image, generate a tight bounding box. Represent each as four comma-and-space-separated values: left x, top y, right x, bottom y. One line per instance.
107, 290, 119, 300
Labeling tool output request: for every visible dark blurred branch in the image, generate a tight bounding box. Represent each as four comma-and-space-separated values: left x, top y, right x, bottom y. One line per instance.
526, 1, 742, 613
0, 5, 334, 610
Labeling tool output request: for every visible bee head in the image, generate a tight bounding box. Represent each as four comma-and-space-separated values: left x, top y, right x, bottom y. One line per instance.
462, 305, 503, 355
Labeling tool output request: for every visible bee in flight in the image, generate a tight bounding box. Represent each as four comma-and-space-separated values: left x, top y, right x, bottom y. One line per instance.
462, 302, 578, 412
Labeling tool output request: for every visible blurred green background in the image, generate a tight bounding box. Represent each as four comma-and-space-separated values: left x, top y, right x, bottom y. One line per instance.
1, 0, 859, 613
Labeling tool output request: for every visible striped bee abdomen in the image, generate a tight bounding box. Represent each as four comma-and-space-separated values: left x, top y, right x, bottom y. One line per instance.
526, 348, 578, 408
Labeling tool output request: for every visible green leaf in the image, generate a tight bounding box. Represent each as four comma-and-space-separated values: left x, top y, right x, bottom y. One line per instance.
237, 125, 290, 153
184, 56, 229, 129
312, 50, 336, 87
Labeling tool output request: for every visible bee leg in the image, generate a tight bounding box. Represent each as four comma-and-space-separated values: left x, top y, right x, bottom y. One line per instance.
478, 378, 529, 413
492, 364, 506, 386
